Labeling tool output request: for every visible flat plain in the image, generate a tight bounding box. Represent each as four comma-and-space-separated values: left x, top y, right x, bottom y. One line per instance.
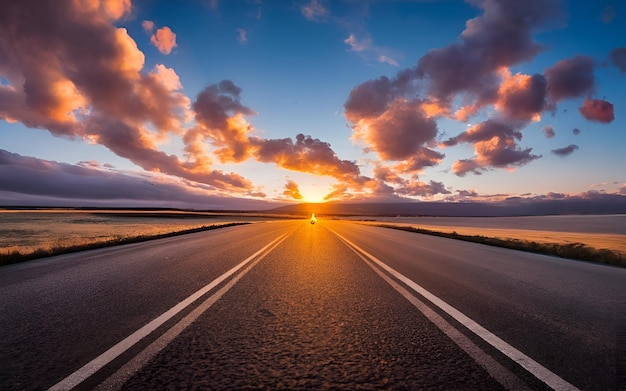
355, 214, 626, 258
1, 210, 624, 261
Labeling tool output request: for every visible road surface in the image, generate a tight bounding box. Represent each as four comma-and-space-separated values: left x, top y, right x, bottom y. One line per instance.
0, 219, 624, 390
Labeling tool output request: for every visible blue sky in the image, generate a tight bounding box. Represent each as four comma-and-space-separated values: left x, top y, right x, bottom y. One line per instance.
0, 0, 624, 209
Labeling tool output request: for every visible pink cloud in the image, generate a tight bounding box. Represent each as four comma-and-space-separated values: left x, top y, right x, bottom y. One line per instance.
150, 26, 177, 55
142, 20, 155, 33
542, 125, 555, 138
578, 98, 614, 123
301, 0, 328, 21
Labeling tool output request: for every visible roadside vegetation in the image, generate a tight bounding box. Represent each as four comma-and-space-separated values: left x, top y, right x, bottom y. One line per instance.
0, 222, 249, 267
377, 224, 624, 267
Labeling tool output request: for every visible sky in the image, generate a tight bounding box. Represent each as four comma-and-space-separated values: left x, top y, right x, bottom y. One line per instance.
0, 0, 625, 210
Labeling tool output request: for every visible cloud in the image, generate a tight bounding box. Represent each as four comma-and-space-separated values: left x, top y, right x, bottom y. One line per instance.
572, 128, 581, 135
251, 134, 363, 184
542, 125, 555, 138
344, 34, 399, 67
150, 26, 177, 55
610, 47, 626, 73
578, 98, 615, 123
356, 99, 439, 161
142, 20, 155, 33
495, 70, 546, 121
282, 180, 303, 200
301, 0, 328, 21
600, 6, 616, 24
544, 55, 595, 102
191, 80, 256, 163
378, 55, 399, 67
323, 184, 348, 201
344, 34, 369, 52
0, 149, 276, 209
445, 119, 540, 176
396, 179, 450, 197
551, 144, 579, 157
236, 28, 248, 44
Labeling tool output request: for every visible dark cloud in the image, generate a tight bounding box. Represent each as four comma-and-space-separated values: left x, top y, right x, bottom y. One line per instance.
0, 149, 276, 210
396, 180, 450, 197
551, 144, 579, 157
572, 128, 581, 135
496, 72, 547, 121
610, 47, 626, 73
193, 81, 255, 130
544, 55, 595, 102
578, 98, 615, 123
600, 6, 616, 24
416, 0, 562, 104
443, 119, 522, 146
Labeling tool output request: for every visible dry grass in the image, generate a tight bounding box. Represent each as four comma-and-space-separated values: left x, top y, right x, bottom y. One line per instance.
375, 224, 624, 267
0, 223, 248, 266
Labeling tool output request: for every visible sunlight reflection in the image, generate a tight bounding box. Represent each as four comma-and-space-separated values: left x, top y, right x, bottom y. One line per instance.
310, 213, 317, 224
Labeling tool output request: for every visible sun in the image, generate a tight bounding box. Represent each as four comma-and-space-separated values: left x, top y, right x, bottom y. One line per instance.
300, 185, 329, 203
301, 193, 327, 203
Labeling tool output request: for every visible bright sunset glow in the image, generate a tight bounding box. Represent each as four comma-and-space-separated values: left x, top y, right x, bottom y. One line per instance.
0, 1, 624, 210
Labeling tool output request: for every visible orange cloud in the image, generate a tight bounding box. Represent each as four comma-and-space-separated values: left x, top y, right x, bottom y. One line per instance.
283, 180, 303, 200
150, 26, 177, 55
251, 134, 362, 184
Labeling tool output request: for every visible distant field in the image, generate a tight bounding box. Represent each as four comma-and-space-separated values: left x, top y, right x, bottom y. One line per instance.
1, 210, 624, 266
354, 214, 626, 258
0, 210, 272, 262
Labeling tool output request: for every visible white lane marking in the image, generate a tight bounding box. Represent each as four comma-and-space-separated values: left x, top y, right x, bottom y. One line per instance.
348, 247, 530, 390
332, 229, 580, 391
95, 231, 291, 390
49, 231, 291, 391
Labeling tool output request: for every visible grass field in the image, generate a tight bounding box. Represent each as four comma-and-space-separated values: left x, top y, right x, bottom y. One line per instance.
0, 210, 269, 266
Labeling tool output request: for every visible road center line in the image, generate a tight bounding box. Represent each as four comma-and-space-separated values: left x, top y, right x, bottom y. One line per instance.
331, 229, 580, 391
48, 230, 291, 391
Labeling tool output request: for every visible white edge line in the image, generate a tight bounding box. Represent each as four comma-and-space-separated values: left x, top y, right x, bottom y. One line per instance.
48, 231, 290, 391
95, 231, 292, 391
331, 229, 580, 391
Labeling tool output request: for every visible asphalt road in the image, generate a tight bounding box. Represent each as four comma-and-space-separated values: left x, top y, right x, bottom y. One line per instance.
1, 219, 624, 390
